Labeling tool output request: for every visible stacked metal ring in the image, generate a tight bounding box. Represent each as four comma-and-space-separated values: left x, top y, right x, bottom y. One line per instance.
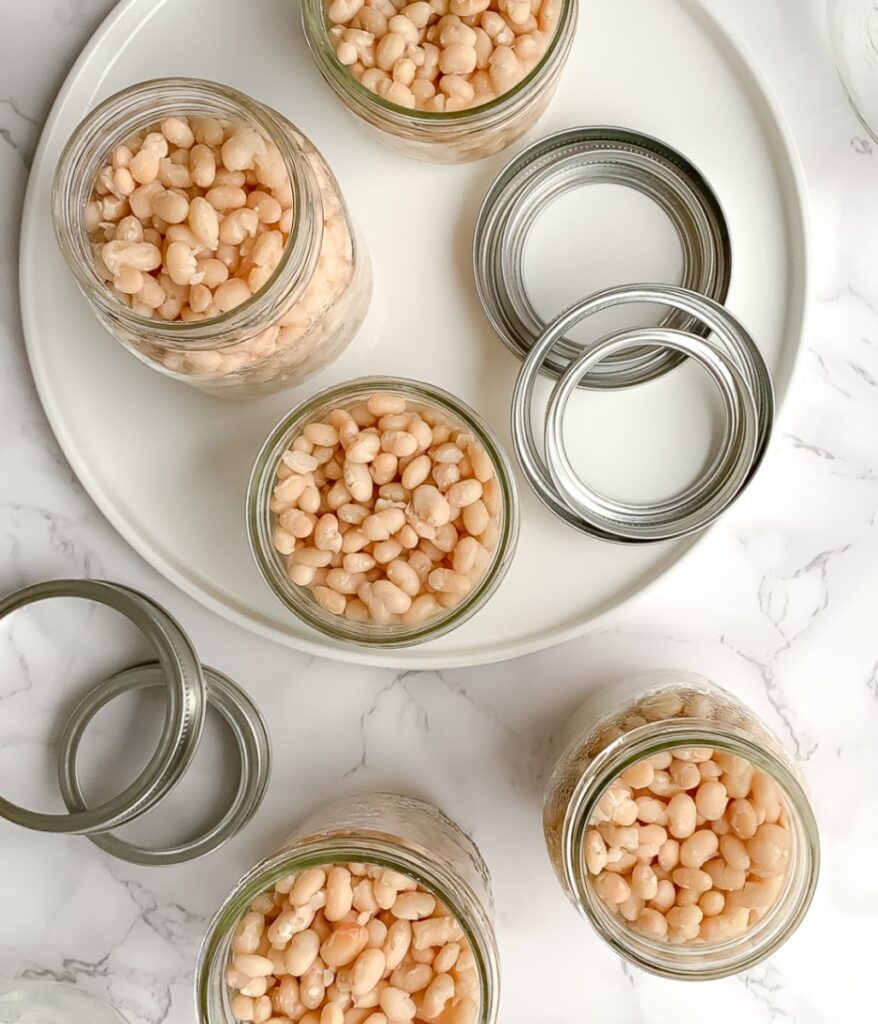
474, 127, 774, 543
511, 285, 774, 541
474, 126, 732, 390
0, 579, 270, 865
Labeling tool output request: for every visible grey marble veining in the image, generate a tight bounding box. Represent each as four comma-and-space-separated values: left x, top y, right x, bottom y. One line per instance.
1, 0, 877, 1021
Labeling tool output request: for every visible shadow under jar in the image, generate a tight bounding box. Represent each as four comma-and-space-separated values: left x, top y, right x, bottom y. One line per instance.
543, 671, 819, 980
301, 0, 577, 162
247, 376, 519, 648
196, 792, 500, 1024
53, 78, 372, 398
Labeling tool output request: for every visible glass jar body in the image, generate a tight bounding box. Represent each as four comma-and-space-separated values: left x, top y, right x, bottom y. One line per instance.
196, 792, 500, 1024
247, 375, 520, 647
53, 78, 372, 399
301, 0, 578, 163
0, 981, 126, 1024
828, 0, 878, 141
543, 670, 820, 979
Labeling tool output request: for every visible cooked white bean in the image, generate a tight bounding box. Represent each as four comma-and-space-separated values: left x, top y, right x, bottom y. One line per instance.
379, 987, 415, 1021
695, 780, 728, 821
286, 930, 321, 976
391, 891, 436, 920
101, 240, 162, 274
325, 867, 354, 922
214, 278, 252, 311
350, 948, 386, 996
320, 922, 370, 968
679, 829, 719, 869
165, 241, 198, 285
667, 793, 698, 839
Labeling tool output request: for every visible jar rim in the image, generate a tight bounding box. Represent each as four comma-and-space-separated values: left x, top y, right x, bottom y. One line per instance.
246, 374, 520, 648
300, 0, 577, 126
560, 720, 820, 980
52, 76, 322, 350
195, 806, 500, 1024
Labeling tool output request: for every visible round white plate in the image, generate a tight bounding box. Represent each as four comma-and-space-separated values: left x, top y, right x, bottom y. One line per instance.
20, 0, 808, 669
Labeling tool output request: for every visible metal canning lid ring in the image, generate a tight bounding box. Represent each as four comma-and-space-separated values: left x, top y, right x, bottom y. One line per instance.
545, 329, 744, 524
511, 284, 774, 542
545, 329, 759, 540
473, 126, 732, 389
57, 664, 271, 866
0, 579, 206, 835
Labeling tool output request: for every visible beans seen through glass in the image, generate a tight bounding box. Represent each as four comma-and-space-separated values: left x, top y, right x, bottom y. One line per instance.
586, 746, 791, 945
227, 862, 480, 1023
325, 0, 562, 112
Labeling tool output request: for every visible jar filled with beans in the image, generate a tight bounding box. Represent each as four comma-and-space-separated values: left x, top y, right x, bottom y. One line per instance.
53, 78, 372, 397
542, 670, 820, 979
301, 0, 577, 161
247, 377, 519, 647
196, 793, 500, 1024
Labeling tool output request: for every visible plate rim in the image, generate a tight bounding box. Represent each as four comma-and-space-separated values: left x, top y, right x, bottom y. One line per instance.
19, 0, 811, 670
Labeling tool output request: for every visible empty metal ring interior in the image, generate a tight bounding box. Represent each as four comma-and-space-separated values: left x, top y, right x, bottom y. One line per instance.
57, 664, 271, 866
0, 579, 206, 835
473, 126, 732, 389
511, 284, 774, 542
545, 328, 759, 540
545, 329, 741, 525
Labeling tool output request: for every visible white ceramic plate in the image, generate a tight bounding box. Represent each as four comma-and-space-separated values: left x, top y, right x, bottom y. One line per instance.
20, 0, 808, 669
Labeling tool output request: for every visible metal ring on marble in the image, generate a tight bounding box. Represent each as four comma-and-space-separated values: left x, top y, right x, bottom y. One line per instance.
473, 126, 732, 389
0, 579, 206, 835
57, 663, 270, 866
511, 284, 774, 542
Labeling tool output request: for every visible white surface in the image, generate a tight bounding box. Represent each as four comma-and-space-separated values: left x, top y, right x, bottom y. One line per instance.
2, 0, 877, 1022
18, 0, 808, 668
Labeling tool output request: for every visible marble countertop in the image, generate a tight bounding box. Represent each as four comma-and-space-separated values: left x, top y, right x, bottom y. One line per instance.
1, 0, 876, 1021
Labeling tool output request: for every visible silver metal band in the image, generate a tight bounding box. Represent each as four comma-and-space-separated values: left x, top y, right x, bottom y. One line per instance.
473, 126, 732, 389
0, 579, 205, 835
57, 664, 271, 866
510, 285, 774, 542
0, 580, 269, 862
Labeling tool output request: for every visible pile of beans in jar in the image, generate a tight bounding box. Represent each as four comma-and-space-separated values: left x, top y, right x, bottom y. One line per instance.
585, 747, 791, 945
226, 862, 479, 1024
86, 115, 354, 377
270, 391, 502, 626
326, 0, 561, 112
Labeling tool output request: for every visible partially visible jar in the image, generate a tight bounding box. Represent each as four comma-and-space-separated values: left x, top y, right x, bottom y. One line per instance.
828, 0, 878, 142
53, 78, 372, 398
543, 670, 819, 979
196, 792, 500, 1024
301, 0, 577, 162
0, 981, 126, 1024
247, 376, 519, 647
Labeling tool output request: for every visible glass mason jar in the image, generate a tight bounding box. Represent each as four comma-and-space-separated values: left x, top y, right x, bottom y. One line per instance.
828, 0, 878, 141
0, 981, 126, 1024
196, 792, 500, 1024
543, 670, 820, 979
53, 78, 372, 398
247, 375, 520, 647
301, 0, 578, 162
